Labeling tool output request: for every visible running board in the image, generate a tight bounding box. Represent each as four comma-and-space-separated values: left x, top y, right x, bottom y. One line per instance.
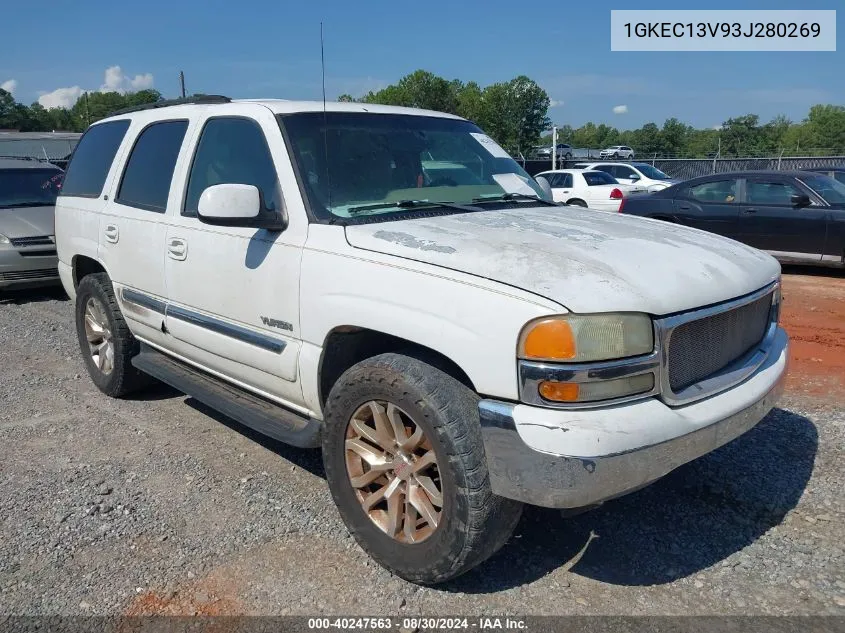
132, 345, 321, 448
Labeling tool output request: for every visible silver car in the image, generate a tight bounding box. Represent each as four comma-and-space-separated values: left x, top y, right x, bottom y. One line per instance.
0, 157, 64, 290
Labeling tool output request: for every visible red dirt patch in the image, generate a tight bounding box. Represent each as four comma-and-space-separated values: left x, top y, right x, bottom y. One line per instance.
124, 575, 244, 616
779, 272, 845, 399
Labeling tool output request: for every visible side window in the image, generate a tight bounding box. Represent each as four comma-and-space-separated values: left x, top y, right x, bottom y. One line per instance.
116, 120, 188, 212
746, 180, 802, 205
60, 120, 130, 198
688, 179, 739, 203
615, 165, 635, 179
184, 117, 280, 217
834, 172, 845, 186
562, 173, 573, 188
594, 165, 614, 177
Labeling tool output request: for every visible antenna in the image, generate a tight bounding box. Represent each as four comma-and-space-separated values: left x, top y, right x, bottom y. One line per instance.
320, 21, 333, 210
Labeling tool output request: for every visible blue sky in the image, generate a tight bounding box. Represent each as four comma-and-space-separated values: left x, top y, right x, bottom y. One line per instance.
1, 0, 841, 129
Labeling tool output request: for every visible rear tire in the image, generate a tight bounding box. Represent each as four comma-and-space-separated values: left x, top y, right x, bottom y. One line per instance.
322, 353, 523, 584
74, 273, 152, 397
567, 199, 588, 207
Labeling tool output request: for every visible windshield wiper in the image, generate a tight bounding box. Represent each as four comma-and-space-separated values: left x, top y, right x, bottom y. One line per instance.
347, 199, 481, 216
472, 193, 558, 206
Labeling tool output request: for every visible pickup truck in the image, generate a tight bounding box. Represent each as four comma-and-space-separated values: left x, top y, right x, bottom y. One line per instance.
55, 96, 789, 584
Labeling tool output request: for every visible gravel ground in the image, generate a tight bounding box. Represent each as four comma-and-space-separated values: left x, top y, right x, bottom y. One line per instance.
0, 283, 843, 617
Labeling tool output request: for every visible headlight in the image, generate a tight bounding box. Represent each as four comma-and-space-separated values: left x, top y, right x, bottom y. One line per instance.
0, 233, 10, 244
518, 313, 654, 363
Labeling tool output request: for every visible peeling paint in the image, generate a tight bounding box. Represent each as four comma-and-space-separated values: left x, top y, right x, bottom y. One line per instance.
347, 206, 781, 315
372, 230, 457, 254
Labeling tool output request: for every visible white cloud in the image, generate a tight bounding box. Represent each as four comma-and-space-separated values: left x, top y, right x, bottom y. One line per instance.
100, 65, 155, 93
612, 104, 628, 114
37, 66, 155, 109
1, 79, 17, 95
130, 73, 154, 90
548, 99, 564, 108
38, 86, 85, 109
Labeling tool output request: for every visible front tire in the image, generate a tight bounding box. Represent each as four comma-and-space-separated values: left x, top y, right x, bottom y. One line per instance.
322, 353, 523, 584
74, 273, 151, 397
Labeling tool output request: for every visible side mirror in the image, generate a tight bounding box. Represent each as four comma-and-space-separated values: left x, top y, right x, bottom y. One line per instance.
629, 174, 641, 182
197, 184, 287, 231
534, 176, 554, 201
791, 193, 811, 208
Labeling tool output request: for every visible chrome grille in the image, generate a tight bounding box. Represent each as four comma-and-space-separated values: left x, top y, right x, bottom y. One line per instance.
10, 236, 54, 247
667, 291, 773, 392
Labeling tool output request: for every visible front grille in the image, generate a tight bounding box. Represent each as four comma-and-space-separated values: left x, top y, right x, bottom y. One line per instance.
10, 236, 54, 247
19, 249, 57, 258
0, 268, 59, 281
667, 291, 773, 392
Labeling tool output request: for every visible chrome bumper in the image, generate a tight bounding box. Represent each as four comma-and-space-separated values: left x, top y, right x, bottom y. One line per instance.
479, 363, 786, 509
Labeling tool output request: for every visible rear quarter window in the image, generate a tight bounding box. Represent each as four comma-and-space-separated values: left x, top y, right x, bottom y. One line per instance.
116, 120, 188, 212
60, 120, 131, 198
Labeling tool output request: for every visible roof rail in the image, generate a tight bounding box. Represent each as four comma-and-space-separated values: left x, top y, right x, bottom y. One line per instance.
109, 95, 231, 116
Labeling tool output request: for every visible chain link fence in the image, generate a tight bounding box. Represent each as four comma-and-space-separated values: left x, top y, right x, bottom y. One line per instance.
518, 156, 845, 179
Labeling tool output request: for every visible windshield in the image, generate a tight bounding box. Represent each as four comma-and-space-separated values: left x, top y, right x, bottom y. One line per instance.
801, 174, 845, 204
0, 168, 63, 208
634, 164, 672, 180
279, 112, 546, 221
583, 171, 617, 186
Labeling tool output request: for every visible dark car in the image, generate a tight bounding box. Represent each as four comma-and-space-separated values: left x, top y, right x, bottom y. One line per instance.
801, 166, 845, 186
619, 170, 845, 267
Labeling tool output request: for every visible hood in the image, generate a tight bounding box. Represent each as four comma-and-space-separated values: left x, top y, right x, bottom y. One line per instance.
0, 205, 55, 239
344, 206, 780, 315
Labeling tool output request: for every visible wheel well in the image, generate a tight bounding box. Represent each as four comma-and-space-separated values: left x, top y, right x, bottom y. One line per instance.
72, 255, 106, 288
566, 198, 586, 206
318, 327, 475, 406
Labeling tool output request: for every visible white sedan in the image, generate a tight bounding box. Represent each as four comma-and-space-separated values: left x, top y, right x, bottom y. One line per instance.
575, 161, 680, 192
536, 169, 647, 211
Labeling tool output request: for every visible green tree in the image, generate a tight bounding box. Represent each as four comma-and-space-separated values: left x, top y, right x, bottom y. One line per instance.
803, 104, 845, 152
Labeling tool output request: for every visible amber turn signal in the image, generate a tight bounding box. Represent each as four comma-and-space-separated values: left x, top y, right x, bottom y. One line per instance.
538, 381, 580, 402
520, 319, 576, 361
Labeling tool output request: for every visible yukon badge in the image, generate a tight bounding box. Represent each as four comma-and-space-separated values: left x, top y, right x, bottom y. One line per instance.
260, 316, 293, 332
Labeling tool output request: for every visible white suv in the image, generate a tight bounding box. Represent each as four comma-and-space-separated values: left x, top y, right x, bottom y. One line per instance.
55, 96, 789, 584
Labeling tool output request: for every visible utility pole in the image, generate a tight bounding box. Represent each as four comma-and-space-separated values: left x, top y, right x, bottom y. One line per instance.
552, 126, 558, 170
179, 71, 187, 99
84, 92, 90, 128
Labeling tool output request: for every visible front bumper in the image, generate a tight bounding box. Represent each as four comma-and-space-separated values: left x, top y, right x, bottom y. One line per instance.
480, 327, 788, 509
0, 246, 59, 289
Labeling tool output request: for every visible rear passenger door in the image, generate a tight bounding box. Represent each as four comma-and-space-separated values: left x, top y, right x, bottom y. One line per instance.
99, 119, 189, 345
738, 177, 826, 260
671, 178, 743, 238
163, 108, 307, 408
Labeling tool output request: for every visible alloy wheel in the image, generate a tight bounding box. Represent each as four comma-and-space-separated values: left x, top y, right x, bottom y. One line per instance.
345, 400, 443, 543
83, 297, 114, 375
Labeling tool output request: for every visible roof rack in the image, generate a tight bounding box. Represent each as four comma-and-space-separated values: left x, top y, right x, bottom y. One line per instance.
109, 95, 231, 116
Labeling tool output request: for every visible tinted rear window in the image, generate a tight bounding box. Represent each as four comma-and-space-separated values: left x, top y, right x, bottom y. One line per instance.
583, 171, 616, 186
117, 120, 188, 212
60, 120, 130, 198
0, 169, 64, 208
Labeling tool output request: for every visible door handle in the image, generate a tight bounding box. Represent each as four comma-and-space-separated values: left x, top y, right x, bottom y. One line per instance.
167, 237, 188, 261
677, 205, 691, 211
744, 207, 758, 214
104, 224, 119, 244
